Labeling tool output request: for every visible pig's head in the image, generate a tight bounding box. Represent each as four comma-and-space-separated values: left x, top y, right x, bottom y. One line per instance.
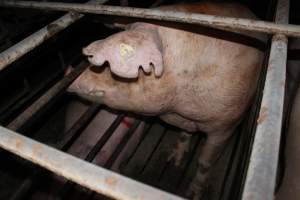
82, 25, 164, 79
66, 65, 107, 104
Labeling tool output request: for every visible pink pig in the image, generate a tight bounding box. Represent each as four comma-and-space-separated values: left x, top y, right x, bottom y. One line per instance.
68, 2, 266, 199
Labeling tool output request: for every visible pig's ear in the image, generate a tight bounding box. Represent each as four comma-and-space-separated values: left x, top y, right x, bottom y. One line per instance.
108, 29, 164, 79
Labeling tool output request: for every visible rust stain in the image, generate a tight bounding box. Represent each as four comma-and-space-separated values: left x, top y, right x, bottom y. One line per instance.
257, 106, 268, 124
46, 23, 62, 39
15, 138, 23, 149
105, 176, 118, 187
32, 144, 43, 155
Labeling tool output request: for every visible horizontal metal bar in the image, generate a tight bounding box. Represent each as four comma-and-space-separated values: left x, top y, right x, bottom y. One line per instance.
9, 104, 101, 200
57, 104, 102, 151
0, 0, 108, 72
242, 0, 289, 200
0, 126, 185, 200
0, 66, 62, 124
7, 61, 88, 131
58, 114, 125, 198
0, 1, 300, 38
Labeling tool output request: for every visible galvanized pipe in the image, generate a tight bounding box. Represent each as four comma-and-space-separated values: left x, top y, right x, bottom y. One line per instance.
0, 0, 108, 72
242, 0, 289, 200
0, 1, 300, 38
0, 126, 185, 200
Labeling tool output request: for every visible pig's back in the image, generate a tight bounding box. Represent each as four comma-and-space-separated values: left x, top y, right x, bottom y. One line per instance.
158, 2, 256, 19
158, 2, 265, 41
153, 2, 265, 132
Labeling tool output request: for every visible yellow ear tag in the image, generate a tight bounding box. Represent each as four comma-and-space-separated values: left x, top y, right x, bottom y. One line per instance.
120, 43, 134, 60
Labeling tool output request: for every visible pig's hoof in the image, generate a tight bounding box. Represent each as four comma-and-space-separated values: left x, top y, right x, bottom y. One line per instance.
167, 132, 191, 166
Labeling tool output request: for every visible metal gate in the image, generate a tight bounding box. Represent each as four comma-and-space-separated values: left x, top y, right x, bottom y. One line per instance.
0, 0, 298, 200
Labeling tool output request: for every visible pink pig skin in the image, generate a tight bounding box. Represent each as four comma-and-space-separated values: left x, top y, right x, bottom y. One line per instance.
68, 2, 266, 199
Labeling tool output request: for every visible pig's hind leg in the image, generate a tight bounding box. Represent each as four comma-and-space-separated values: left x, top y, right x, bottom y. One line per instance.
187, 128, 234, 200
167, 132, 192, 166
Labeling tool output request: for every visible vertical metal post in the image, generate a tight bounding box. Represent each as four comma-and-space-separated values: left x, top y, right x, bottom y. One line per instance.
242, 0, 289, 200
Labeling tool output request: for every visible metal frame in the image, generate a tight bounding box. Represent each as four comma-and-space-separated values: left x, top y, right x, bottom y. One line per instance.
242, 0, 289, 199
0, 126, 185, 200
0, 0, 295, 199
0, 0, 109, 71
0, 1, 299, 37
7, 61, 88, 131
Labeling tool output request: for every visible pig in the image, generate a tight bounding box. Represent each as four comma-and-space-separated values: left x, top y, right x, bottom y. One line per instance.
67, 2, 266, 199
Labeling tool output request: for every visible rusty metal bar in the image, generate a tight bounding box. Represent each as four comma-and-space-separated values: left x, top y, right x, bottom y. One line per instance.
7, 61, 88, 131
58, 115, 125, 198
0, 126, 185, 200
10, 104, 101, 200
242, 0, 289, 200
0, 66, 62, 124
0, 0, 108, 72
0, 1, 300, 38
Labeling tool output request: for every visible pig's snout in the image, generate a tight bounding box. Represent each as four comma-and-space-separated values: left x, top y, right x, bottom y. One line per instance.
66, 70, 105, 104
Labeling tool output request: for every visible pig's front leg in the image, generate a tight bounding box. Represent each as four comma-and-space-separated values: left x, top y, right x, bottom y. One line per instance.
168, 132, 192, 166
187, 129, 233, 200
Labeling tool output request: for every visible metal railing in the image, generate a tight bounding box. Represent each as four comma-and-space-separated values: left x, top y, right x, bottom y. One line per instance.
242, 0, 289, 200
0, 0, 295, 199
0, 0, 109, 71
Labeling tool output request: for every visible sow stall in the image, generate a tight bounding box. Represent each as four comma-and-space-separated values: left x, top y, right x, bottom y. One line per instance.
0, 0, 298, 200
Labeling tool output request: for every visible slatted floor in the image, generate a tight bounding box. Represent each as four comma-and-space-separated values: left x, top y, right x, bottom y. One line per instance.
0, 95, 242, 200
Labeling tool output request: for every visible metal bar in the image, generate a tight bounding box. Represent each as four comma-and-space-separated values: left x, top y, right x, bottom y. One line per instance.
0, 66, 62, 124
0, 1, 300, 38
0, 126, 185, 200
10, 104, 101, 200
7, 61, 88, 131
58, 115, 125, 198
242, 0, 289, 200
57, 104, 101, 151
104, 120, 141, 168
87, 120, 141, 200
0, 0, 108, 72
85, 114, 124, 162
